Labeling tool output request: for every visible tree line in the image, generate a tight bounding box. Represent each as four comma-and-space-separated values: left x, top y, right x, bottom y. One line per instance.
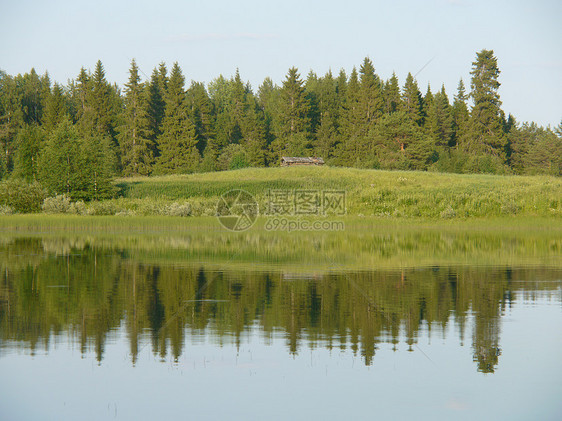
0, 49, 560, 199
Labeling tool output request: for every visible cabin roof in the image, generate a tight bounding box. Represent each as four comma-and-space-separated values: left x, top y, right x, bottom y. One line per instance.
281, 157, 325, 164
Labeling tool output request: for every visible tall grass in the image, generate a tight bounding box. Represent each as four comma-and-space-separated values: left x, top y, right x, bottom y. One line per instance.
114, 167, 561, 219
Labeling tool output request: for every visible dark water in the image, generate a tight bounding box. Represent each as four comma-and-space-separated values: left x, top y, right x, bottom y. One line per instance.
0, 235, 561, 420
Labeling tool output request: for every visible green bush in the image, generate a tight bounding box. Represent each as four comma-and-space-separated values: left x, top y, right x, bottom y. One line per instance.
42, 194, 72, 214
0, 205, 13, 215
69, 200, 87, 215
0, 179, 48, 213
163, 202, 192, 217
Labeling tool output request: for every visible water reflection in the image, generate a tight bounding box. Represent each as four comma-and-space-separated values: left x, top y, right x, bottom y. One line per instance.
1, 236, 560, 374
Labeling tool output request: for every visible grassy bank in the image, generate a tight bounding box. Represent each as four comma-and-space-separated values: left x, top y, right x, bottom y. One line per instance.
114, 167, 561, 218
0, 215, 561, 271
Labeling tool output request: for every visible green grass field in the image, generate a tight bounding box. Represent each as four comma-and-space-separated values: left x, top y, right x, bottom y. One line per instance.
113, 166, 561, 219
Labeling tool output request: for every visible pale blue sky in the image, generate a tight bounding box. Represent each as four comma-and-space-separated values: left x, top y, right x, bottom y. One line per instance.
1, 0, 560, 126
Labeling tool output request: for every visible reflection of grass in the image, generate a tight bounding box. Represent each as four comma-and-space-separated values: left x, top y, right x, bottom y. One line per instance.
1, 215, 560, 270
114, 166, 562, 218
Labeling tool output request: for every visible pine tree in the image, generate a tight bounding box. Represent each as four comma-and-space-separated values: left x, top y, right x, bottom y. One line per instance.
462, 49, 506, 159
154, 62, 200, 174
117, 59, 154, 176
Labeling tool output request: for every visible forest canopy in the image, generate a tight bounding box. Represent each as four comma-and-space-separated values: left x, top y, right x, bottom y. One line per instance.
0, 49, 560, 199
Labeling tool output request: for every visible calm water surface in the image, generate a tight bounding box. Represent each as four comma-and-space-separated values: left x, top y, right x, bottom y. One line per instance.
0, 234, 561, 420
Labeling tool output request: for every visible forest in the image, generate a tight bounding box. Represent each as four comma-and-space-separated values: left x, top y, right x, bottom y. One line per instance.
0, 49, 561, 201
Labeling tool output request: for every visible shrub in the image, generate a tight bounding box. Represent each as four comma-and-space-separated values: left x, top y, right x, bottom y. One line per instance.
0, 179, 48, 213
42, 194, 72, 214
440, 205, 457, 219
0, 205, 13, 215
163, 202, 191, 217
69, 200, 87, 215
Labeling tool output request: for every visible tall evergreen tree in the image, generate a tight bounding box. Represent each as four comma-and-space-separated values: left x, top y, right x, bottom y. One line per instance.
42, 82, 68, 132
426, 85, 453, 148
146, 64, 167, 157
401, 72, 423, 125
13, 123, 43, 181
272, 67, 311, 157
154, 62, 200, 174
356, 57, 383, 132
462, 49, 506, 159
384, 72, 401, 114
186, 81, 215, 156
451, 78, 469, 147
117, 59, 154, 176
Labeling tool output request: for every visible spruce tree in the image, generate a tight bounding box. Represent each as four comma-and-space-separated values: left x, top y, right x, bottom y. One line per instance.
272, 67, 311, 157
42, 82, 68, 132
356, 57, 383, 133
337, 67, 360, 164
154, 62, 200, 174
384, 72, 400, 114
427, 85, 453, 148
13, 124, 43, 181
117, 59, 154, 176
146, 65, 167, 157
401, 72, 423, 125
452, 78, 469, 147
186, 81, 215, 156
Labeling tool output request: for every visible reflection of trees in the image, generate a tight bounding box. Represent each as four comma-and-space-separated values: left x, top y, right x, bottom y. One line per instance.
0, 238, 560, 373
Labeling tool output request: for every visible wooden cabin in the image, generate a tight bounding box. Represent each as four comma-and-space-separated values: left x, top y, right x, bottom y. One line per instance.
281, 157, 325, 167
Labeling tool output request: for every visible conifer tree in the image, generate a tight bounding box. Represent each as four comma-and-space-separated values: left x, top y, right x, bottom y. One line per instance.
146, 64, 167, 157
421, 84, 433, 126
401, 72, 423, 125
117, 59, 154, 176
13, 124, 43, 181
384, 72, 400, 114
154, 62, 200, 174
452, 78, 469, 147
462, 49, 506, 159
426, 85, 453, 148
337, 67, 360, 163
356, 57, 383, 133
186, 81, 215, 156
42, 82, 68, 132
272, 67, 311, 157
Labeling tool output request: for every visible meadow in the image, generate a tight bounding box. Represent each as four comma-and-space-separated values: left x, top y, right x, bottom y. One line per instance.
113, 166, 561, 218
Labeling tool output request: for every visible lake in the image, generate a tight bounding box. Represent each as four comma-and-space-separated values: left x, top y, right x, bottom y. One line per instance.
0, 226, 561, 420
